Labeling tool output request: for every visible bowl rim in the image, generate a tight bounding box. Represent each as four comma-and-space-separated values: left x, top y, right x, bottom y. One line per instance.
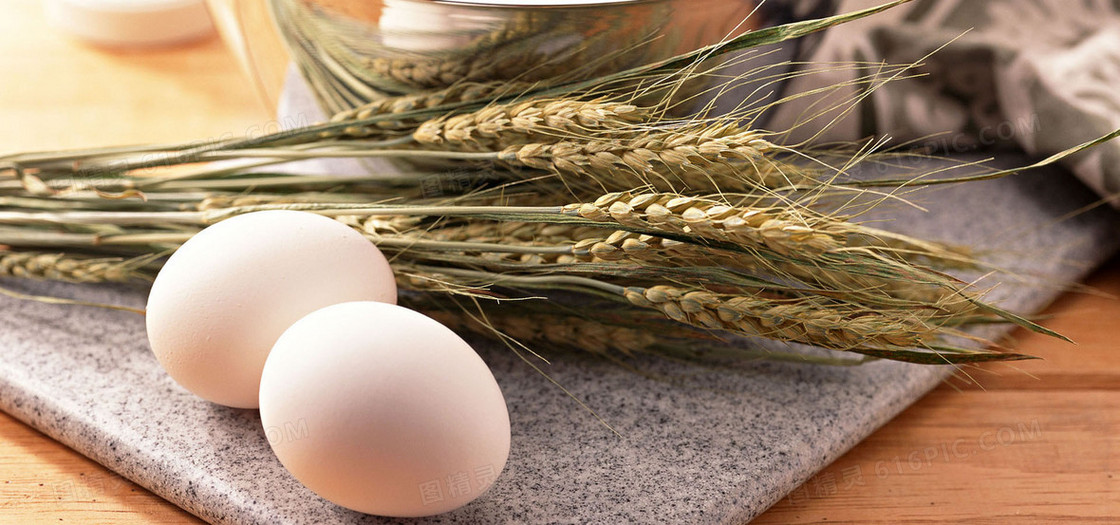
433, 0, 664, 8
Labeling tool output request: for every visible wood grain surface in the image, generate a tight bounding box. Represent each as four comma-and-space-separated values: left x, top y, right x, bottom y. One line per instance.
0, 1, 1116, 523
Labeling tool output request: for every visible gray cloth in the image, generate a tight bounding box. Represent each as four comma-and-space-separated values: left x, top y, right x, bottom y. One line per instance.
768, 0, 1120, 201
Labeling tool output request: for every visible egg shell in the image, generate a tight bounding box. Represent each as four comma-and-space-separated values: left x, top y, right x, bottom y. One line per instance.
259, 301, 511, 517
145, 210, 396, 409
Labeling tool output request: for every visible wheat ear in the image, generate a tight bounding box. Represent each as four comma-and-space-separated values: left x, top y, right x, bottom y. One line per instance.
322, 81, 532, 139
622, 284, 931, 350
564, 191, 842, 257
500, 124, 817, 190
0, 251, 154, 283
363, 48, 549, 92
413, 98, 649, 151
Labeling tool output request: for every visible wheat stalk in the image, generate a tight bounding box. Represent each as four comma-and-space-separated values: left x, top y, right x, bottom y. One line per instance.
0, 195, 954, 286
392, 264, 972, 358
421, 307, 659, 356
419, 221, 604, 245
386, 214, 982, 319
380, 217, 977, 313
0, 193, 1043, 363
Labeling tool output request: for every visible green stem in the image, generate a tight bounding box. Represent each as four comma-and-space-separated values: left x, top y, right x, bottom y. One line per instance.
412, 265, 627, 295
372, 236, 573, 256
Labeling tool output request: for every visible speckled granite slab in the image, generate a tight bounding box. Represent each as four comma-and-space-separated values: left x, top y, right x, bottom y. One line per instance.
0, 154, 1117, 524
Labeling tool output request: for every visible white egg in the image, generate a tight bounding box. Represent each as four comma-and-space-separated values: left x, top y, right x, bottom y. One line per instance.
258, 301, 511, 517
145, 210, 396, 409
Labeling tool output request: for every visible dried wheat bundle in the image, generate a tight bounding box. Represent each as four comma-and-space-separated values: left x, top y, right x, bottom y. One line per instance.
2, 1, 1107, 367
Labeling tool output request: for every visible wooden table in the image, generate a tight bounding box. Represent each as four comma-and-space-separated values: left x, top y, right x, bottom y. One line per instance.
1, 2, 1116, 523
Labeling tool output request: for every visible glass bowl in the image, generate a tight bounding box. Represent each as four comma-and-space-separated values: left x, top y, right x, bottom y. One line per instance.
206, 0, 773, 115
